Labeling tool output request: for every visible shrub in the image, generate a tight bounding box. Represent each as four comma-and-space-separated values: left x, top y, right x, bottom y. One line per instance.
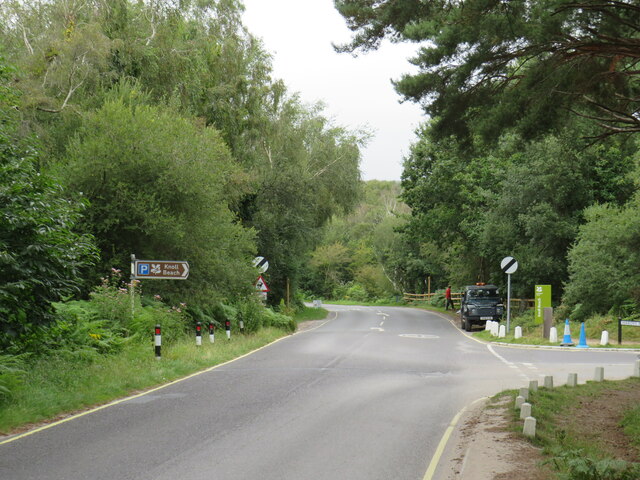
0, 354, 25, 402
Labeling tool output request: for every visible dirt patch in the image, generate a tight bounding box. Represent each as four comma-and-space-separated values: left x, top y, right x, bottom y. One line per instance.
438, 395, 553, 480
437, 383, 640, 479
556, 386, 640, 463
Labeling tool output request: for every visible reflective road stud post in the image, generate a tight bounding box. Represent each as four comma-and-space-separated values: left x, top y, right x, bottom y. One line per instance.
196, 322, 202, 346
225, 320, 231, 340
209, 322, 215, 344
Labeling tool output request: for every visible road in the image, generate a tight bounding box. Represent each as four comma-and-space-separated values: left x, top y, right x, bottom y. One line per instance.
2, 305, 638, 480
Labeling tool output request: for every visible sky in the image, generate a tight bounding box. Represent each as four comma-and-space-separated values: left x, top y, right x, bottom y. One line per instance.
241, 0, 425, 182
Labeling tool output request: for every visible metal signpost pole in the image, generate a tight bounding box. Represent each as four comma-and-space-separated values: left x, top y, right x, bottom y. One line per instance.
130, 254, 136, 322
506, 273, 511, 334
501, 256, 518, 334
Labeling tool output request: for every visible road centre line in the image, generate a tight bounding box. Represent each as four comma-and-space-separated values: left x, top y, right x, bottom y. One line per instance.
0, 311, 339, 447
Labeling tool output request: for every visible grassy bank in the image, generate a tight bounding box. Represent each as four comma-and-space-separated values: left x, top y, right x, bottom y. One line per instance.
0, 307, 328, 435
501, 378, 640, 478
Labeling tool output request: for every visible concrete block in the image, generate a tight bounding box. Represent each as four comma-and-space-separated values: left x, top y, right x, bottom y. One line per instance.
515, 326, 522, 339
544, 375, 554, 389
519, 387, 529, 401
498, 325, 506, 338
523, 416, 536, 438
600, 331, 609, 346
485, 320, 492, 331
549, 327, 558, 343
634, 360, 640, 378
520, 402, 532, 419
529, 380, 538, 392
594, 367, 604, 382
515, 395, 525, 409
567, 373, 578, 387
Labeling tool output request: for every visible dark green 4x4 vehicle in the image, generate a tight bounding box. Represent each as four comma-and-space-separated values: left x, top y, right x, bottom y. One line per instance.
460, 284, 504, 331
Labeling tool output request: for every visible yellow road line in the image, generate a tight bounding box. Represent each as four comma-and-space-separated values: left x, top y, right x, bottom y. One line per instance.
423, 397, 487, 480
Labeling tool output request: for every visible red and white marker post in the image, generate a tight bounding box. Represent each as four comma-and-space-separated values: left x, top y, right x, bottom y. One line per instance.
225, 320, 231, 340
196, 322, 202, 346
209, 322, 215, 343
154, 324, 162, 360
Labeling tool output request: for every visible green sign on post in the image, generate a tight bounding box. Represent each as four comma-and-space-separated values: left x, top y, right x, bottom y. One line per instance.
535, 285, 551, 325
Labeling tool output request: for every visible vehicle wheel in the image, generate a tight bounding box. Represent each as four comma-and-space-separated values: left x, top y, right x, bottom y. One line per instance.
464, 317, 472, 332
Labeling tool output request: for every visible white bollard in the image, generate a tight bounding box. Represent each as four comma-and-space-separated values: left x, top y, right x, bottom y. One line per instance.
549, 326, 558, 343
514, 326, 522, 339
529, 380, 538, 392
520, 402, 532, 419
523, 417, 536, 438
498, 325, 506, 338
600, 331, 609, 346
515, 395, 525, 409
544, 375, 554, 389
519, 387, 529, 401
485, 320, 492, 331
634, 360, 640, 378
567, 373, 578, 387
594, 367, 604, 382
491, 322, 499, 337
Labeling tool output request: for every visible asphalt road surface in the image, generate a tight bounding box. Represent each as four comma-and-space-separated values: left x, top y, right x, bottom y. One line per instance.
2, 305, 639, 480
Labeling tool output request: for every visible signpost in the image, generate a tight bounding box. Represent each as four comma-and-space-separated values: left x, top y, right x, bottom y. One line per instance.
619, 317, 640, 345
501, 256, 518, 333
255, 275, 270, 302
130, 254, 189, 358
253, 256, 269, 273
535, 285, 551, 325
132, 259, 189, 280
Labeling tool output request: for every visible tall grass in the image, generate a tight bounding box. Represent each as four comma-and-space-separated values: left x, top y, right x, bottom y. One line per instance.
0, 328, 287, 434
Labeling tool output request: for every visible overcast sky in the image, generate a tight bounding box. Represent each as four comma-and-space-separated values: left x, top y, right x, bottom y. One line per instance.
241, 0, 425, 182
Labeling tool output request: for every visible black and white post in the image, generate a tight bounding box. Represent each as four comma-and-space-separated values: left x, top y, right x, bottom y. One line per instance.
225, 320, 231, 340
196, 322, 202, 346
209, 322, 215, 344
501, 256, 518, 333
154, 324, 161, 360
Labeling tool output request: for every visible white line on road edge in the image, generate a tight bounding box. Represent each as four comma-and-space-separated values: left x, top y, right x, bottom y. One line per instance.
487, 344, 514, 366
423, 397, 487, 480
0, 310, 339, 447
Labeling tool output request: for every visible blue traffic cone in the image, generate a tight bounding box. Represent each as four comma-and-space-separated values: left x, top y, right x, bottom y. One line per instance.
561, 319, 575, 346
576, 322, 589, 348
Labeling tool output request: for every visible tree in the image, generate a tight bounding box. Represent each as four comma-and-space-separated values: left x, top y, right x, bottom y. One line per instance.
0, 57, 97, 347
60, 97, 256, 304
564, 191, 640, 319
335, 0, 640, 143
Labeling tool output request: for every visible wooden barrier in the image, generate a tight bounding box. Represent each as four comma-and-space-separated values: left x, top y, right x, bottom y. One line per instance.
403, 292, 534, 310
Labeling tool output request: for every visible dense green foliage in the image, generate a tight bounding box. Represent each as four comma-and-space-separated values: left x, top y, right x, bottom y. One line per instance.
0, 0, 364, 358
336, 0, 640, 144
302, 181, 407, 300
0, 58, 97, 348
333, 0, 640, 320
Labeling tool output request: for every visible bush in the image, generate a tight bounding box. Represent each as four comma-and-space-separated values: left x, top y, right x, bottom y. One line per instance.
0, 354, 25, 402
262, 309, 296, 333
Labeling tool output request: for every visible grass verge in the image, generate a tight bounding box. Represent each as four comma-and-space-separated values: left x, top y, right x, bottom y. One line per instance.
506, 378, 640, 479
0, 327, 289, 435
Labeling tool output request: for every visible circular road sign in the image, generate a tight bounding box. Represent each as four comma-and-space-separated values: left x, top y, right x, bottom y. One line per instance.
253, 256, 269, 273
501, 256, 518, 274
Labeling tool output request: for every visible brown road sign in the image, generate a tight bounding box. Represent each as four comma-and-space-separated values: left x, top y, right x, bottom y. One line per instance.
133, 260, 189, 280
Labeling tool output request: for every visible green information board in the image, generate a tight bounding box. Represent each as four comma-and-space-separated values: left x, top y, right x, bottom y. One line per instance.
535, 285, 551, 325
